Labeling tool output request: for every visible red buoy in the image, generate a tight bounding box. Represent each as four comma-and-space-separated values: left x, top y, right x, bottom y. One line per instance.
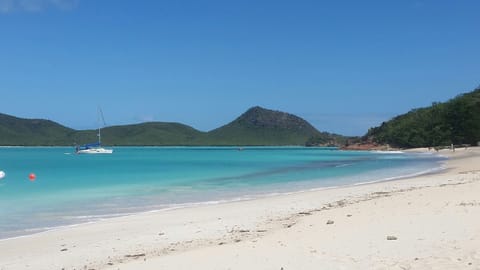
29, 173, 36, 181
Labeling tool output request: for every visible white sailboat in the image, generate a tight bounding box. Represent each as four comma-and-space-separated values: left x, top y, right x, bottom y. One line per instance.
76, 108, 113, 154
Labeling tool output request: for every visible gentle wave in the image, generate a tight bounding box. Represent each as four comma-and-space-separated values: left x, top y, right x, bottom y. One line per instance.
335, 163, 353, 168
353, 166, 446, 186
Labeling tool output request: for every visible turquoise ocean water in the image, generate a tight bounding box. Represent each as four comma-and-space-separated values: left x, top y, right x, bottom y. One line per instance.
0, 147, 445, 239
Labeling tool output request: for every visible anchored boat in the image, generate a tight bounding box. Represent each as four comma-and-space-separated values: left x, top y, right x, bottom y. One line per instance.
76, 108, 113, 154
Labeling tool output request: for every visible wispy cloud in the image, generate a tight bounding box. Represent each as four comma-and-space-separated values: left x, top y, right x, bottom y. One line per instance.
0, 0, 79, 13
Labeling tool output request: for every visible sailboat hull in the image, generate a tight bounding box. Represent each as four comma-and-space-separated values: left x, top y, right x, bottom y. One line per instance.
77, 148, 113, 154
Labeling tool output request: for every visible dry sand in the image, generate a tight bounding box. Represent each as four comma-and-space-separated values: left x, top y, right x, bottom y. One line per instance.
1, 147, 479, 270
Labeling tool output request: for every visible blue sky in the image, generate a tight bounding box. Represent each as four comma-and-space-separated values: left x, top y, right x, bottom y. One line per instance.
0, 0, 479, 136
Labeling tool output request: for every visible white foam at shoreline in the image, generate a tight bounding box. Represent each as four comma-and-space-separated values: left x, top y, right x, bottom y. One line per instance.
372, 150, 405, 154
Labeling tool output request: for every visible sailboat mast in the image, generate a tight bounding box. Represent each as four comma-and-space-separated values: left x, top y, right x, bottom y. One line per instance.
97, 107, 107, 145
97, 107, 102, 145
98, 124, 101, 144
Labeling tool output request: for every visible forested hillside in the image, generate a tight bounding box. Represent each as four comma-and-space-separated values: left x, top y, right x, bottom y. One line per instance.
0, 113, 74, 146
366, 88, 480, 148
207, 106, 335, 145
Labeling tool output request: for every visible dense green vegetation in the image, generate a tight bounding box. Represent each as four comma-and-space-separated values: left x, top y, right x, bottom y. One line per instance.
0, 114, 75, 146
305, 133, 353, 147
366, 88, 480, 148
207, 106, 333, 146
0, 106, 342, 146
83, 122, 206, 146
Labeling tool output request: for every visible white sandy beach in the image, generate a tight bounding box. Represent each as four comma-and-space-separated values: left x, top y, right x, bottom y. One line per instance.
1, 147, 479, 270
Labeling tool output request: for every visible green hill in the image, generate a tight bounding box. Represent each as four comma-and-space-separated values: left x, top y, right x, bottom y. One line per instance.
366, 88, 480, 148
207, 106, 331, 145
0, 106, 341, 146
95, 122, 204, 146
0, 113, 74, 146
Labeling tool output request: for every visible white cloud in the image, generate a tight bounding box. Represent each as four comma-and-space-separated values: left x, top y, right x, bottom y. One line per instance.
0, 0, 78, 13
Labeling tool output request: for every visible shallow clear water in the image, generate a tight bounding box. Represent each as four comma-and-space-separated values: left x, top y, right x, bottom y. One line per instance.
0, 146, 445, 239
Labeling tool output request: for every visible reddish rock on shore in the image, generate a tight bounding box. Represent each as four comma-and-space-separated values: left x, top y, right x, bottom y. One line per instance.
340, 143, 392, 151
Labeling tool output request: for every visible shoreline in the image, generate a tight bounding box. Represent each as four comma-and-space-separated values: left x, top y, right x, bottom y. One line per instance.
0, 151, 445, 242
1, 147, 479, 269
